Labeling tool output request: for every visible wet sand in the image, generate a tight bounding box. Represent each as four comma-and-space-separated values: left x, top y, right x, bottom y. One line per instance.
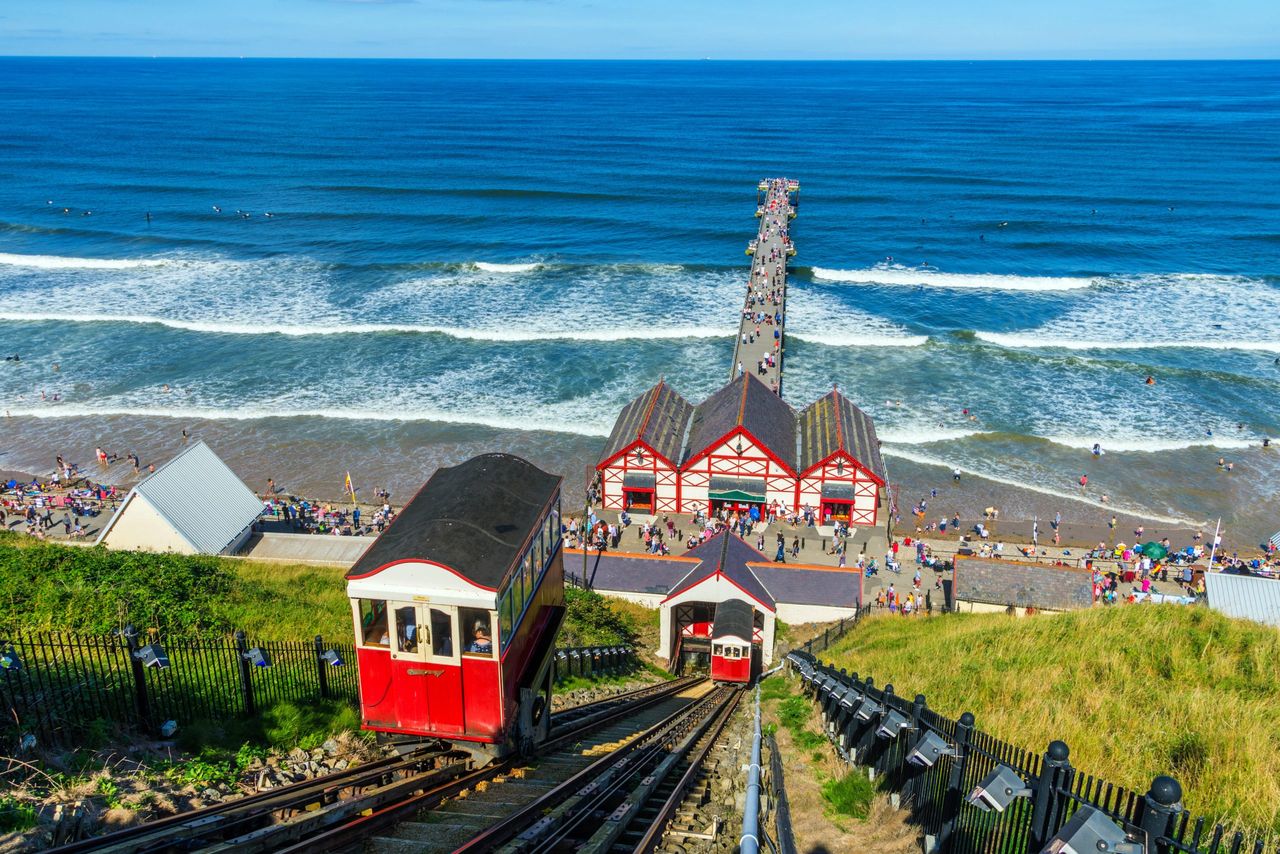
2, 412, 1271, 555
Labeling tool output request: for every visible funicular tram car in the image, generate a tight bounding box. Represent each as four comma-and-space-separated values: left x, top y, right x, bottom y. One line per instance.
710, 598, 757, 685
345, 453, 564, 759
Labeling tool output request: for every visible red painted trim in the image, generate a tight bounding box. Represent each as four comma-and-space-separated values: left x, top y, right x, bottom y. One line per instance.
802, 449, 886, 488
597, 438, 679, 474
345, 556, 498, 592
683, 427, 798, 477
662, 571, 776, 612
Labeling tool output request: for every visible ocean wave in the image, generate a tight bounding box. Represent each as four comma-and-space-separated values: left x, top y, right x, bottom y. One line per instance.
974, 331, 1280, 353
879, 446, 1202, 527
877, 427, 987, 444
473, 261, 542, 273
789, 331, 930, 348
0, 252, 168, 270
809, 265, 1095, 291
0, 310, 731, 343
5, 403, 614, 438
1040, 434, 1259, 453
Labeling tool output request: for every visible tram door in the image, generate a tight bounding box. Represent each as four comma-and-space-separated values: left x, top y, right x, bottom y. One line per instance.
389, 603, 464, 734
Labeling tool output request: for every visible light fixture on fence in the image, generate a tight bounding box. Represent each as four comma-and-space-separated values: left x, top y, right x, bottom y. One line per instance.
906, 731, 959, 768
133, 643, 170, 669
968, 765, 1032, 813
320, 649, 343, 667
0, 647, 21, 673
159, 720, 178, 738
854, 697, 882, 722
1041, 806, 1144, 854
243, 647, 271, 668
876, 709, 913, 739
838, 685, 862, 711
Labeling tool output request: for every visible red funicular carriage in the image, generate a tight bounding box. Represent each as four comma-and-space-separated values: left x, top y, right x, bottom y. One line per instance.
345, 454, 564, 758
710, 598, 756, 685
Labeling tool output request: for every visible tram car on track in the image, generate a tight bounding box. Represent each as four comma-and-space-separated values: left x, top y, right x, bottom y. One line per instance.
345, 453, 565, 759
710, 598, 757, 685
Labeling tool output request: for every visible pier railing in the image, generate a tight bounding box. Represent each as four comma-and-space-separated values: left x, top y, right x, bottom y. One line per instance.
0, 627, 634, 748
786, 650, 1278, 854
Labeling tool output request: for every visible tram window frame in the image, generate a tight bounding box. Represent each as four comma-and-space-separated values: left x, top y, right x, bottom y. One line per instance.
459, 607, 496, 658
390, 604, 420, 658
498, 588, 515, 652
356, 598, 390, 648
427, 606, 458, 661
713, 643, 723, 656
522, 551, 535, 600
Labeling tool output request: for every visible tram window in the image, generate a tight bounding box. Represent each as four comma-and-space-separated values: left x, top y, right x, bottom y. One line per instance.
523, 552, 536, 597
499, 588, 514, 650
394, 605, 419, 653
429, 608, 454, 657
713, 644, 723, 656
461, 608, 495, 657
358, 599, 389, 647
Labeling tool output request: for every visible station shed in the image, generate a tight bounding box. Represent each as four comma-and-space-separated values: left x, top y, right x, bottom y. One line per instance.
95, 440, 263, 556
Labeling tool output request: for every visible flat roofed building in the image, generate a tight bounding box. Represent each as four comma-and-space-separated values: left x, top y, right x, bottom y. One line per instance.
95, 440, 263, 556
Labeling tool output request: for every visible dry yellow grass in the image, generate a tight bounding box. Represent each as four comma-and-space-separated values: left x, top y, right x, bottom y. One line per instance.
824, 606, 1280, 834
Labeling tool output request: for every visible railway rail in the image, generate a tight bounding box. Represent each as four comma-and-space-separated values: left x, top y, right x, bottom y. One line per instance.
50, 677, 705, 854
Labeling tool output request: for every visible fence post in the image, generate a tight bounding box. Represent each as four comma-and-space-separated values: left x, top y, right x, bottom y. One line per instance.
121, 626, 152, 733
314, 635, 330, 700
938, 711, 975, 852
1136, 776, 1183, 854
1027, 740, 1070, 853
235, 630, 256, 715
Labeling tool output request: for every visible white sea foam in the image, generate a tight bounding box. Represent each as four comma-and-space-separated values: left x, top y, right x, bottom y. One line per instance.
0, 311, 733, 343
0, 252, 168, 270
879, 445, 1203, 526
789, 331, 930, 348
811, 265, 1095, 291
1041, 434, 1258, 453
877, 427, 987, 444
974, 331, 1280, 353
473, 261, 542, 273
6, 402, 614, 437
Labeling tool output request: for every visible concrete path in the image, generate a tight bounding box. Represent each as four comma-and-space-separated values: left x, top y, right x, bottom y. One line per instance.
238, 531, 373, 566
728, 179, 796, 396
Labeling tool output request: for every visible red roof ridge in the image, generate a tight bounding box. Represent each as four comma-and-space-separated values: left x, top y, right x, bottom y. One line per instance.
634, 378, 665, 444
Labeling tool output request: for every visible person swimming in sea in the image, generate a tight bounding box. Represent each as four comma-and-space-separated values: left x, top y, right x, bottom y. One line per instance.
1145, 375, 1155, 385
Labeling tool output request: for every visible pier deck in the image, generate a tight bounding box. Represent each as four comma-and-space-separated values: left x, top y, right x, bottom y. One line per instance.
729, 178, 797, 396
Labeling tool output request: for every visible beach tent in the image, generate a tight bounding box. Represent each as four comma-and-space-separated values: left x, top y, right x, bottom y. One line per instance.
1269, 530, 1280, 551
1139, 542, 1168, 561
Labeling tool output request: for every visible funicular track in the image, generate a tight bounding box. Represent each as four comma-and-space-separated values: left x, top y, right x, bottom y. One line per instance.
49, 677, 703, 854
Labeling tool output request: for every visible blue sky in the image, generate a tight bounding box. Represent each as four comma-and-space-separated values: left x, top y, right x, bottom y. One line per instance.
1, 0, 1277, 59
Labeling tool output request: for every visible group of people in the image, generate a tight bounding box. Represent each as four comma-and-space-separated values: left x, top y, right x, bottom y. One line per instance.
261, 494, 395, 537
2, 467, 117, 540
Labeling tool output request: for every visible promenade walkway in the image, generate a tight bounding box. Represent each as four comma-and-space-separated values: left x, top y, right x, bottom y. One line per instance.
728, 178, 797, 396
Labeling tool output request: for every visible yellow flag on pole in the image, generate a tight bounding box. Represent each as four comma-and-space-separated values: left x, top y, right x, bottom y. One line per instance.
344, 471, 354, 499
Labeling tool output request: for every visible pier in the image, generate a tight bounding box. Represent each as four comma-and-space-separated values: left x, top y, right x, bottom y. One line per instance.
730, 178, 798, 396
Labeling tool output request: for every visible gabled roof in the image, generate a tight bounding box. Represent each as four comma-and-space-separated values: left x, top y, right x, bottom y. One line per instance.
797, 388, 887, 484
666, 532, 777, 611
1205, 572, 1280, 627
952, 557, 1093, 611
96, 440, 263, 554
685, 374, 796, 470
563, 549, 699, 595
598, 380, 694, 468
748, 565, 863, 608
347, 453, 560, 591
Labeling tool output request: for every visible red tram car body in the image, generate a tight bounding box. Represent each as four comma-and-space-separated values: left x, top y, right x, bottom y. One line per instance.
710, 598, 757, 685
345, 454, 564, 758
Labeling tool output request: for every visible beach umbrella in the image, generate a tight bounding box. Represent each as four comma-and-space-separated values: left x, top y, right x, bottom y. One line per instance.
1141, 542, 1168, 561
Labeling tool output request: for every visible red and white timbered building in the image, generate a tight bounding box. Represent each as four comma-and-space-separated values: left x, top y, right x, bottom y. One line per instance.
596, 374, 888, 527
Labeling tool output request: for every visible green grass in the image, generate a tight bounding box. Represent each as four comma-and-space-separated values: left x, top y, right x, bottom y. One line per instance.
0, 795, 38, 832
824, 607, 1280, 834
822, 771, 875, 822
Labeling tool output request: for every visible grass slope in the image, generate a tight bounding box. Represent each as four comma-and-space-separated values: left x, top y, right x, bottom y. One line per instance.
825, 607, 1280, 834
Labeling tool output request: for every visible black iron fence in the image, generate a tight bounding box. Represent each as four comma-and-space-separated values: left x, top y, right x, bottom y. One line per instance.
786, 650, 1277, 854
0, 626, 634, 750
794, 604, 873, 657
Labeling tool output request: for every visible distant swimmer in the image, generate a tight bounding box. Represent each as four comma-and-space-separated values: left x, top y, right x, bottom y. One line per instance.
212, 205, 222, 213
1145, 375, 1155, 385
1091, 209, 1097, 215
263, 211, 274, 218
82, 210, 92, 216
979, 234, 985, 241
1264, 438, 1271, 448
241, 212, 251, 219
1092, 443, 1103, 456
61, 208, 70, 214
1167, 206, 1175, 211
998, 221, 1008, 227
46, 200, 52, 205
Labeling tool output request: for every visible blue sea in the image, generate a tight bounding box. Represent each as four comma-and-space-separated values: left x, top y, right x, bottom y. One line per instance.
1, 59, 1278, 541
